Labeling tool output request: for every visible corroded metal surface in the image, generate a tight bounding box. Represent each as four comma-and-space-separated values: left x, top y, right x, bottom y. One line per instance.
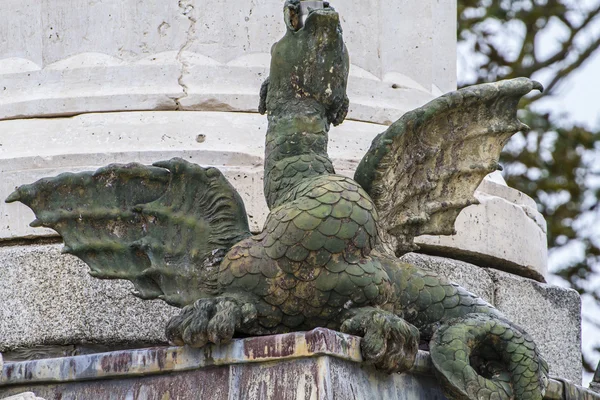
0, 329, 596, 400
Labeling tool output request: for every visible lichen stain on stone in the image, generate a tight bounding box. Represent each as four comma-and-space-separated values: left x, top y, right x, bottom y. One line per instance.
305, 329, 362, 361
5, 364, 13, 379
100, 351, 132, 374
194, 99, 236, 112
243, 332, 297, 360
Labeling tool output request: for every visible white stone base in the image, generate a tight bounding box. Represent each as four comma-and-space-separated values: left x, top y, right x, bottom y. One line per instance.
1, 393, 45, 400
416, 175, 548, 281
0, 0, 455, 125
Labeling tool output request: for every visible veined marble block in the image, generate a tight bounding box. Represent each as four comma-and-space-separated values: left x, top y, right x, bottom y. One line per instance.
0, 329, 595, 400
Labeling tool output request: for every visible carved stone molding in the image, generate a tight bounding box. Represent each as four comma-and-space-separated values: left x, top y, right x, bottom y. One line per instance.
0, 0, 455, 124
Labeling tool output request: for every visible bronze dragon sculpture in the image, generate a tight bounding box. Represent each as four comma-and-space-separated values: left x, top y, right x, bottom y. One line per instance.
7, 2, 549, 399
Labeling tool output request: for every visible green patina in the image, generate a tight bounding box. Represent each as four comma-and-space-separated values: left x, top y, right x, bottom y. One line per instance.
7, 1, 551, 399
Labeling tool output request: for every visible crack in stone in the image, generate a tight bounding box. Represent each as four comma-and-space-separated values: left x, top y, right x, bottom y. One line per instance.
173, 0, 198, 110
482, 267, 500, 307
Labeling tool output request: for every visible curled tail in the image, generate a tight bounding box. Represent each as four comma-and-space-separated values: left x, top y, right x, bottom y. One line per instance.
430, 313, 549, 400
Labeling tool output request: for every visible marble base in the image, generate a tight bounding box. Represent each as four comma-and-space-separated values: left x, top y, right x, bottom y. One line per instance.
0, 329, 595, 400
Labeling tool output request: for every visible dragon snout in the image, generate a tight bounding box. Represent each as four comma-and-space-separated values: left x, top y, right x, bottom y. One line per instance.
285, 1, 339, 32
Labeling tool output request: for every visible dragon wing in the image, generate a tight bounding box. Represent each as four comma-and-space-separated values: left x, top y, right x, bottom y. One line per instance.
354, 78, 543, 256
6, 158, 251, 307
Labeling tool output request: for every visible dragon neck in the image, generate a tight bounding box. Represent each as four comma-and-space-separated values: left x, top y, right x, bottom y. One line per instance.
264, 104, 335, 209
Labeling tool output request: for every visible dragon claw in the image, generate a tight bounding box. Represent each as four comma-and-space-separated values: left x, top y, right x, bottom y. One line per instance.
341, 308, 419, 374
166, 297, 257, 348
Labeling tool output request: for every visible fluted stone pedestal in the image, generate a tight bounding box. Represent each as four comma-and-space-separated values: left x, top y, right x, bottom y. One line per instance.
0, 0, 582, 391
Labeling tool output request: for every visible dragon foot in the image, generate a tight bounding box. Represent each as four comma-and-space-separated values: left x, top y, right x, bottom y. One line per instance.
340, 307, 420, 374
166, 296, 257, 347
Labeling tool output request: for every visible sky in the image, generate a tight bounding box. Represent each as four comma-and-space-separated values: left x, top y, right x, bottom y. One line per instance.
535, 17, 600, 387
458, 2, 600, 386
541, 53, 600, 131
544, 49, 600, 385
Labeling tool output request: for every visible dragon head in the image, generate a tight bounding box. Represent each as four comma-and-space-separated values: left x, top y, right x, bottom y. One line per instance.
260, 0, 350, 127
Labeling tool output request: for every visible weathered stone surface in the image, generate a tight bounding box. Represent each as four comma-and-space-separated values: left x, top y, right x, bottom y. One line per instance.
0, 329, 593, 400
0, 358, 447, 400
400, 253, 495, 304
0, 0, 453, 124
400, 253, 581, 383
0, 244, 179, 353
416, 175, 548, 281
490, 269, 583, 384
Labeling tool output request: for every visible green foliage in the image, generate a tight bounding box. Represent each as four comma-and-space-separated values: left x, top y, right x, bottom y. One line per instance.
457, 0, 600, 373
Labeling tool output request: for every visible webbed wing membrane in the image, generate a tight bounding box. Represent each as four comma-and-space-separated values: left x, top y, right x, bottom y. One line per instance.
354, 78, 543, 256
6, 164, 170, 299
7, 158, 251, 307
131, 159, 251, 307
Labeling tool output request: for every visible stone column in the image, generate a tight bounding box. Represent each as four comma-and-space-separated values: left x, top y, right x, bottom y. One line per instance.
0, 0, 580, 383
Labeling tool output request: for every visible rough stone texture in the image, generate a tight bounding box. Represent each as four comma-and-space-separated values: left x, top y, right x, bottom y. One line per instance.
0, 0, 454, 124
400, 253, 495, 304
490, 268, 583, 385
416, 175, 548, 281
400, 253, 582, 384
0, 244, 179, 353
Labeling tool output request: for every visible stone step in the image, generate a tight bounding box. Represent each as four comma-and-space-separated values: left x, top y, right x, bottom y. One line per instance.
0, 329, 595, 400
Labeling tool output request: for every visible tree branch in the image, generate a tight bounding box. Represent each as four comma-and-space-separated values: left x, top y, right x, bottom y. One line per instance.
530, 34, 600, 101
519, 4, 600, 77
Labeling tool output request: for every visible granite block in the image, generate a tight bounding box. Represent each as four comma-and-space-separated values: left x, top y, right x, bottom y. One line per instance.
0, 244, 179, 353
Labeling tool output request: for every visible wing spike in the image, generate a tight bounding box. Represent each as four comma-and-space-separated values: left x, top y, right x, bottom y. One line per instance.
29, 219, 43, 228
519, 122, 532, 134
9, 158, 249, 308
5, 190, 21, 203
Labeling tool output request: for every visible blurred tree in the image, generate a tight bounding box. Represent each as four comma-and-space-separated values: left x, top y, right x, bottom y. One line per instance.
457, 0, 600, 374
